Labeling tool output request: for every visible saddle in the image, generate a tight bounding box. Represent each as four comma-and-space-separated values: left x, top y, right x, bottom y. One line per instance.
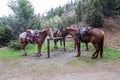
34, 30, 42, 43
78, 26, 93, 42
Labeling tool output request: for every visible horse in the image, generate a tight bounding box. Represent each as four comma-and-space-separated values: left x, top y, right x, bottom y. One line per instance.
58, 27, 89, 50
53, 29, 63, 48
58, 27, 105, 59
78, 27, 105, 59
19, 28, 54, 57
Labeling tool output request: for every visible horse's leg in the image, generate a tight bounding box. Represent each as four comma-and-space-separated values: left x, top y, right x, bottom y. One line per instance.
76, 42, 81, 57
37, 44, 42, 57
92, 43, 100, 59
54, 40, 58, 49
21, 44, 27, 56
74, 42, 76, 50
60, 40, 62, 47
99, 40, 104, 58
85, 42, 89, 51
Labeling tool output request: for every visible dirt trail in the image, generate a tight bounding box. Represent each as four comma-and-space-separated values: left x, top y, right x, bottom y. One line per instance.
0, 48, 120, 80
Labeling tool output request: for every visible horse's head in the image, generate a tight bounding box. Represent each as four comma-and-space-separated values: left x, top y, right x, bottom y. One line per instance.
57, 28, 68, 38
47, 28, 54, 39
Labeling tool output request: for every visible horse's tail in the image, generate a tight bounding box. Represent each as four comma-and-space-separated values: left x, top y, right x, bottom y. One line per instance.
99, 30, 105, 58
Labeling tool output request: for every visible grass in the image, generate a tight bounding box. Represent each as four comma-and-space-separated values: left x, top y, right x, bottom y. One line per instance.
0, 40, 74, 60
68, 45, 120, 65
0, 40, 120, 63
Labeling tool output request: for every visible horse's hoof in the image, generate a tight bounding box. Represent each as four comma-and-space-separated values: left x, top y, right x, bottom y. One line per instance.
20, 54, 28, 57
54, 46, 58, 49
37, 55, 41, 57
85, 49, 89, 51
76, 55, 80, 57
25, 54, 28, 56
91, 57, 96, 59
35, 54, 42, 57
20, 55, 24, 57
40, 54, 42, 56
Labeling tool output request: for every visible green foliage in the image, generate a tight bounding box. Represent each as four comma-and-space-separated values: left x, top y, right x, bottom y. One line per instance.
83, 0, 103, 27
0, 24, 12, 46
41, 15, 63, 29
75, 1, 82, 22
62, 16, 77, 27
45, 6, 64, 19
101, 0, 120, 16
9, 40, 21, 50
76, 0, 103, 27
75, 0, 120, 27
8, 0, 40, 31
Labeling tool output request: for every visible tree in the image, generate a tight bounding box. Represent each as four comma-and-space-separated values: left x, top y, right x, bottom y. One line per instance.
75, 0, 103, 27
0, 23, 12, 46
75, 1, 82, 23
84, 0, 103, 27
8, 0, 36, 32
101, 0, 120, 16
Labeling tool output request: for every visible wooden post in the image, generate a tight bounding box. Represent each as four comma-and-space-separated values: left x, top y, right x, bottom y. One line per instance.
47, 39, 50, 58
63, 38, 65, 51
47, 37, 66, 58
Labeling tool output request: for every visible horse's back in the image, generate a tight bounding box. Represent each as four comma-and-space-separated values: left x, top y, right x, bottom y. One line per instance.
19, 32, 27, 38
91, 28, 105, 42
92, 28, 104, 36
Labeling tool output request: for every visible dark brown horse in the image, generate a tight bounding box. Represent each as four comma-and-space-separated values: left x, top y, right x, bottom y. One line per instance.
59, 27, 105, 59
53, 29, 63, 48
19, 28, 53, 57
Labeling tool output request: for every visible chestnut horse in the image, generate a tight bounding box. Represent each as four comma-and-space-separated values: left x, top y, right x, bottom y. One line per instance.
59, 27, 105, 59
19, 28, 53, 57
78, 27, 105, 59
58, 27, 89, 50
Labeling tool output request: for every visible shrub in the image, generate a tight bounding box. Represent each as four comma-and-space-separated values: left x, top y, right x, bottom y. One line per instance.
9, 40, 21, 50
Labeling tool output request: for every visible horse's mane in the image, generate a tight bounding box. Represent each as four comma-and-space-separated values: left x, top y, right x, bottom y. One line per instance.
65, 27, 78, 32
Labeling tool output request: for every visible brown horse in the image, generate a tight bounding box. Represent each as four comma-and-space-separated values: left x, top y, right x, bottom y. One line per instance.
58, 27, 82, 57
78, 27, 105, 59
59, 27, 105, 59
19, 28, 54, 57
58, 27, 89, 50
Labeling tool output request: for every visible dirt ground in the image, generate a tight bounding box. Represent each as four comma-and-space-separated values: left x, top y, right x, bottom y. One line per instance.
0, 48, 120, 80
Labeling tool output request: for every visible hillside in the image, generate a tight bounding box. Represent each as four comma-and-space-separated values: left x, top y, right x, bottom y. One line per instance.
103, 16, 120, 50
61, 6, 120, 50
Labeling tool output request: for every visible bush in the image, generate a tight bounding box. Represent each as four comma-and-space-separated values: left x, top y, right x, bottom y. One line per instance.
9, 40, 21, 50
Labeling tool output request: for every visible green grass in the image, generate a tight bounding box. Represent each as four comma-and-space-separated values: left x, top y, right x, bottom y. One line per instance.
68, 45, 120, 65
0, 41, 120, 63
0, 41, 74, 60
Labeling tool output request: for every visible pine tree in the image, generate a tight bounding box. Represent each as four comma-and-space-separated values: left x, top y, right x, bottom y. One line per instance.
8, 0, 36, 31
